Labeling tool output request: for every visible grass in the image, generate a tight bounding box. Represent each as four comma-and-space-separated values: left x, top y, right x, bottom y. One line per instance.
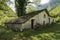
0, 23, 60, 40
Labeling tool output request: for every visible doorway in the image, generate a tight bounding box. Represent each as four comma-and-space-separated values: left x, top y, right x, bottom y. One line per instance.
31, 19, 35, 29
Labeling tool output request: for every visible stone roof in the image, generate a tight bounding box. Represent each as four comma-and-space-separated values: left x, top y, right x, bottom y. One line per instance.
5, 9, 50, 24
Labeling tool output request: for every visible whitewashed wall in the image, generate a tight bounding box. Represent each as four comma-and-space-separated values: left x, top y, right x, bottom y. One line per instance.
21, 11, 53, 30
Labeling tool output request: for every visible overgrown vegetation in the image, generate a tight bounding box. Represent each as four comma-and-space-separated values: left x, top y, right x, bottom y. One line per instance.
0, 0, 60, 40
50, 5, 60, 22
0, 23, 60, 40
15, 0, 28, 17
0, 0, 17, 26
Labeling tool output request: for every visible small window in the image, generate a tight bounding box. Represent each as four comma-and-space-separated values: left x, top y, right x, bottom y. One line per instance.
44, 14, 46, 18
48, 18, 50, 23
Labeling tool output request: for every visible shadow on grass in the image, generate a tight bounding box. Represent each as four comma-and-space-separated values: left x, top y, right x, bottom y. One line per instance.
0, 23, 60, 40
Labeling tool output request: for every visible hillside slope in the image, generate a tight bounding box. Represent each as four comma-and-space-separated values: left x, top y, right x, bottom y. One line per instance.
0, 4, 17, 26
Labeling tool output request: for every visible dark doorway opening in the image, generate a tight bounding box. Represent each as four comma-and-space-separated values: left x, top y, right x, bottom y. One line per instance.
31, 19, 35, 29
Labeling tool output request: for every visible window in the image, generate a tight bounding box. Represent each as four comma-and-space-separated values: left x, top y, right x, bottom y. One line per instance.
48, 18, 50, 23
44, 14, 46, 18
53, 19, 54, 22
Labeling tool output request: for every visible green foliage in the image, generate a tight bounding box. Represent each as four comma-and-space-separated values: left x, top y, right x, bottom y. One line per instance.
0, 0, 8, 10
0, 0, 7, 3
49, 5, 60, 22
15, 0, 28, 17
0, 23, 60, 40
0, 0, 18, 26
26, 5, 35, 13
50, 5, 60, 16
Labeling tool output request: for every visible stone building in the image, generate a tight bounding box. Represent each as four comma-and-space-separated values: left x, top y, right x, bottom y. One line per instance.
5, 9, 54, 31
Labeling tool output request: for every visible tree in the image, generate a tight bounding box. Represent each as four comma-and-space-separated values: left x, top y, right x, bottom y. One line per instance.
15, 0, 28, 17
15, 0, 41, 17
26, 4, 35, 13
0, 0, 8, 10
0, 0, 17, 26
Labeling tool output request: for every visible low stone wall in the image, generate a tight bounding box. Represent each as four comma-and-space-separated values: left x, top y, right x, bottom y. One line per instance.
5, 23, 23, 31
